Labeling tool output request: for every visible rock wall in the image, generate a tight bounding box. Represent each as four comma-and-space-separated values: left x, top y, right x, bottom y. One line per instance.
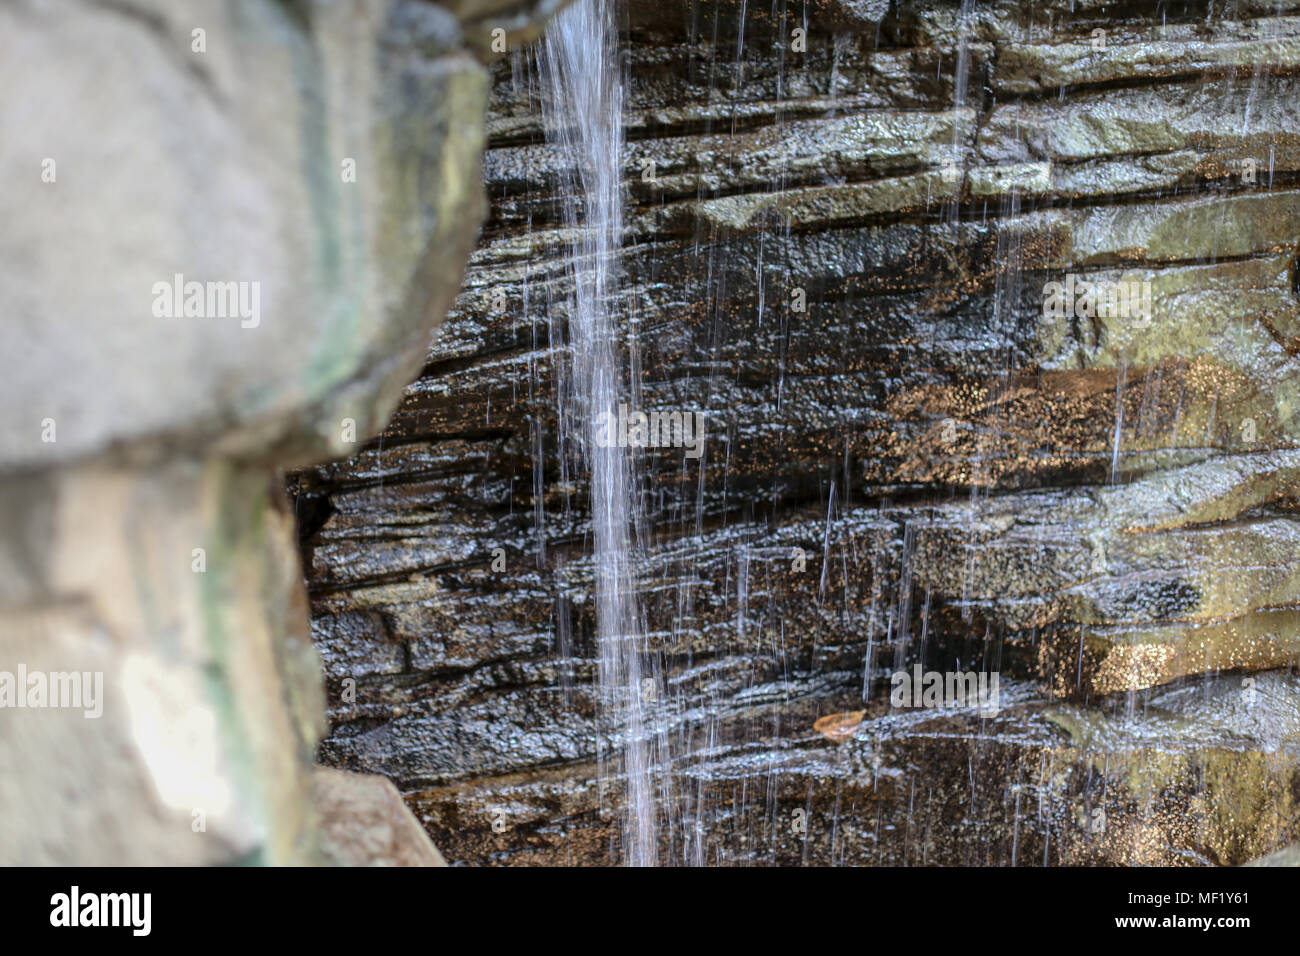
0, 0, 562, 865
294, 0, 1300, 865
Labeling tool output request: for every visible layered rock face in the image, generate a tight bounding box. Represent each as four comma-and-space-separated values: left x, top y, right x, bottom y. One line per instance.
0, 0, 561, 865
294, 0, 1300, 865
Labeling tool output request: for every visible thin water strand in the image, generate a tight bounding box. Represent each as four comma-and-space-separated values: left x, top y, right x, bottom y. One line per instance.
540, 0, 657, 867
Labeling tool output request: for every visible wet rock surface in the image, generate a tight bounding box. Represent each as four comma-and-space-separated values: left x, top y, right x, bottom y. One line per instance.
293, 0, 1300, 864
412, 672, 1300, 866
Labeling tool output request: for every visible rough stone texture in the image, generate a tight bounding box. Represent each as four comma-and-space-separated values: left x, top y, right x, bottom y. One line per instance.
1246, 840, 1300, 865
313, 767, 446, 866
413, 672, 1300, 866
293, 0, 1300, 864
0, 0, 494, 471
0, 0, 566, 864
1, 462, 324, 864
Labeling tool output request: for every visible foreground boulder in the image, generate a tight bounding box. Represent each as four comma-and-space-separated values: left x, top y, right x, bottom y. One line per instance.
0, 0, 564, 865
313, 768, 446, 866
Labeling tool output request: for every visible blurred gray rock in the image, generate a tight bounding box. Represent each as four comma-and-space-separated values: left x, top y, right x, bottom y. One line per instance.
0, 0, 564, 864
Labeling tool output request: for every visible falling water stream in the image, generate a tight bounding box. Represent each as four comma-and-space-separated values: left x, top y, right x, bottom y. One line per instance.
540, 0, 657, 866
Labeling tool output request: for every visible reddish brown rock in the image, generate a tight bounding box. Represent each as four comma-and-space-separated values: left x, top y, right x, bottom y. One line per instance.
313, 768, 447, 867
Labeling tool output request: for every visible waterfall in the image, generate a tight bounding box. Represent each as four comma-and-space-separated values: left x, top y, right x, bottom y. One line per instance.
539, 0, 657, 866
